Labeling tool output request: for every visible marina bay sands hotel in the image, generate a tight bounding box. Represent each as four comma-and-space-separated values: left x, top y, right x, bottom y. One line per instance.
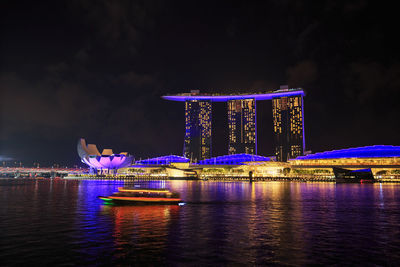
162, 86, 305, 162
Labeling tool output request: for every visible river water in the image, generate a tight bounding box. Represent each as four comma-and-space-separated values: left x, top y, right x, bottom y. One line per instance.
1, 179, 400, 266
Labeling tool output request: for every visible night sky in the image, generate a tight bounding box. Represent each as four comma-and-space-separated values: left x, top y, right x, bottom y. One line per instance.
1, 0, 399, 166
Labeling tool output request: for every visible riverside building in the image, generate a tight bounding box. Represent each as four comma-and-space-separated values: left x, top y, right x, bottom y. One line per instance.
163, 87, 305, 162
272, 86, 305, 161
125, 146, 400, 180
183, 99, 212, 162
228, 99, 256, 155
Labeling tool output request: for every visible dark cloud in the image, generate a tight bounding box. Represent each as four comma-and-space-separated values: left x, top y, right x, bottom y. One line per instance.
345, 62, 400, 103
0, 63, 180, 164
287, 61, 317, 87
0, 72, 106, 137
115, 71, 160, 88
67, 0, 161, 57
0, 0, 399, 165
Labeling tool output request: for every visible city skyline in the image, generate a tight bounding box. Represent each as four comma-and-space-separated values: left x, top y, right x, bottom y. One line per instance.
1, 2, 400, 266
1, 1, 399, 166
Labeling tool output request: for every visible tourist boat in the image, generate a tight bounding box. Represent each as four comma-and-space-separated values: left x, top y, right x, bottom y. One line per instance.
333, 167, 375, 183
98, 187, 182, 204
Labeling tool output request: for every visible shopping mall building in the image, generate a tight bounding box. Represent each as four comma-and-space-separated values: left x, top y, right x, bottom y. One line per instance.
120, 146, 400, 180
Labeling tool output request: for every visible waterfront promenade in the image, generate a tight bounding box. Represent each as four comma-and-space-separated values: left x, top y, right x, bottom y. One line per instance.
3, 167, 400, 183
63, 174, 400, 183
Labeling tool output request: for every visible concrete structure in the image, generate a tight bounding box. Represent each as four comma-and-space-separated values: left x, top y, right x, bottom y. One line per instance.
119, 146, 400, 181
135, 155, 189, 165
197, 153, 273, 165
163, 87, 305, 162
288, 145, 400, 177
272, 88, 305, 161
183, 100, 212, 162
228, 99, 256, 154
77, 138, 132, 175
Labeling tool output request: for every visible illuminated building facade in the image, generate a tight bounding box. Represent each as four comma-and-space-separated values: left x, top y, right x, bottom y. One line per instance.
163, 88, 305, 160
291, 145, 400, 164
184, 100, 212, 162
77, 138, 132, 175
135, 155, 190, 165
272, 94, 304, 162
228, 99, 256, 154
197, 153, 271, 165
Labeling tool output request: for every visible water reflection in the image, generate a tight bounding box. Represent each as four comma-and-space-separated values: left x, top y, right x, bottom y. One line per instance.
98, 204, 179, 264
1, 179, 400, 265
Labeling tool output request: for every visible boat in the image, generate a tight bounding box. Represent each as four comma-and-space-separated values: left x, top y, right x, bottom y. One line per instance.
333, 167, 375, 183
98, 187, 182, 204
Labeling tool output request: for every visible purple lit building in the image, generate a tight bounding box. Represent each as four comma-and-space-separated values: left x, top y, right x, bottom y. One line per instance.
228, 99, 256, 155
272, 86, 305, 162
135, 155, 190, 165
197, 153, 272, 165
183, 99, 212, 162
163, 87, 305, 162
77, 138, 133, 175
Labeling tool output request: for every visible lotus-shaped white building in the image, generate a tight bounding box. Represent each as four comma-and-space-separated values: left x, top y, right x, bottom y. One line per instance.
77, 138, 132, 174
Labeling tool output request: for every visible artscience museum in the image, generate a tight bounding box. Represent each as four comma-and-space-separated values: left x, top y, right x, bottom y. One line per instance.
77, 138, 133, 174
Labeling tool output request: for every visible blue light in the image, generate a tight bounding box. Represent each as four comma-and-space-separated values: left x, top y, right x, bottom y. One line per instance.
295, 145, 400, 160
162, 89, 305, 102
178, 202, 186, 206
135, 155, 190, 165
196, 153, 272, 165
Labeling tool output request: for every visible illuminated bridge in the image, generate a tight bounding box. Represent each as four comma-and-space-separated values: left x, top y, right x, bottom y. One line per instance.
163, 87, 305, 162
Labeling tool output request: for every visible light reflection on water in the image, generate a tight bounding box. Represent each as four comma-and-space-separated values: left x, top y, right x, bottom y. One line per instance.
0, 179, 400, 265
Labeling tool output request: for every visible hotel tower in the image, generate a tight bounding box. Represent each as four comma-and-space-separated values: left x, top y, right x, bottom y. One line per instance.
228, 99, 256, 155
163, 87, 305, 162
272, 93, 305, 161
183, 100, 212, 162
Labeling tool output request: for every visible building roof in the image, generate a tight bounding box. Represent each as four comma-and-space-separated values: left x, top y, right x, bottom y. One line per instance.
135, 155, 190, 165
82, 155, 132, 169
77, 138, 132, 169
162, 88, 304, 102
294, 145, 400, 160
197, 153, 272, 165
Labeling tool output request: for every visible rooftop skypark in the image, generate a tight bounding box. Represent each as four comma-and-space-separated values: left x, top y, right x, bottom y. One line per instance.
162, 88, 304, 102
